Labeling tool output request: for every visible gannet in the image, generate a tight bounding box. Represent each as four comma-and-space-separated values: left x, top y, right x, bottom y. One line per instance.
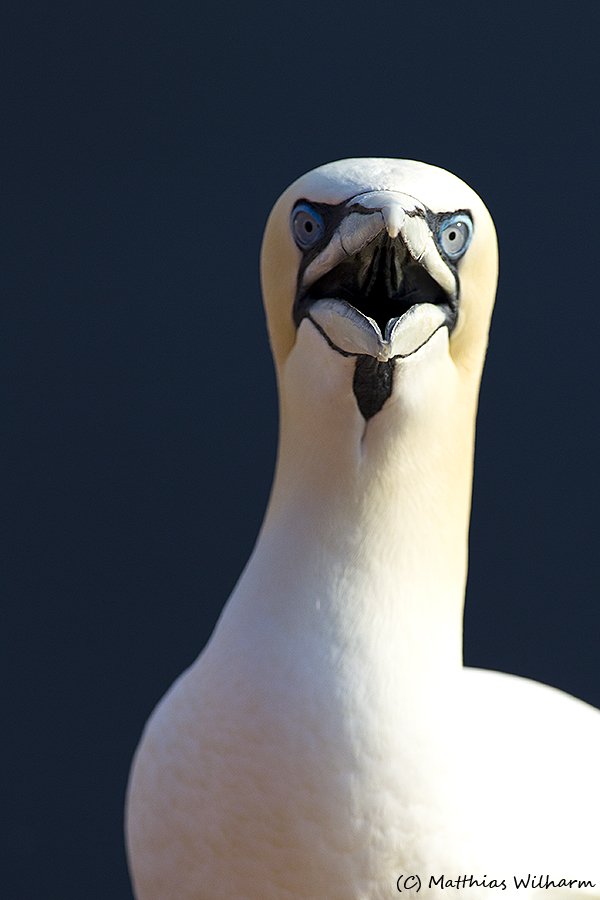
126, 159, 600, 900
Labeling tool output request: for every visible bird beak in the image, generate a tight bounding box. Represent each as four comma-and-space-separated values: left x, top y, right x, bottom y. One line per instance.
294, 191, 457, 361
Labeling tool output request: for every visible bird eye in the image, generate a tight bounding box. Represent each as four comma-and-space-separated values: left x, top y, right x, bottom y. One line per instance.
438, 215, 473, 260
291, 204, 324, 249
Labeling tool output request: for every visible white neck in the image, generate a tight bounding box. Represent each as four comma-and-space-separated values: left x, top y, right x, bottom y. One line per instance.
212, 321, 480, 689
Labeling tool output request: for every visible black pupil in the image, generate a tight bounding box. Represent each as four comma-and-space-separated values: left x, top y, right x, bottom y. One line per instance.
304, 219, 314, 233
448, 229, 457, 241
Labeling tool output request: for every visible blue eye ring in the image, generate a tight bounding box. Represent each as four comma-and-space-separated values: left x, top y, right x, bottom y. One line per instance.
291, 203, 325, 249
438, 214, 473, 260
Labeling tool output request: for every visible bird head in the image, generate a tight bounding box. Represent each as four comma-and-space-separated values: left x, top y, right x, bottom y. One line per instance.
260, 158, 498, 418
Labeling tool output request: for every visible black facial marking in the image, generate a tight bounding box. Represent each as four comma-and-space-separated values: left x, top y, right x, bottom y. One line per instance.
353, 356, 394, 420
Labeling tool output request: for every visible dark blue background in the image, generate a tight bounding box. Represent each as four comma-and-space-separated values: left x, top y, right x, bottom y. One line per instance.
4, 2, 599, 897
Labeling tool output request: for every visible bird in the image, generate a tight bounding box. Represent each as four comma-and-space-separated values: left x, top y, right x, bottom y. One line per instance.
125, 159, 600, 900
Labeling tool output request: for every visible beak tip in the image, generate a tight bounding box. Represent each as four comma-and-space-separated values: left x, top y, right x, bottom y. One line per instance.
382, 204, 405, 240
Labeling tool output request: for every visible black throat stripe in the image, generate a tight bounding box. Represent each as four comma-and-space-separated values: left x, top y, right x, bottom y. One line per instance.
352, 356, 394, 420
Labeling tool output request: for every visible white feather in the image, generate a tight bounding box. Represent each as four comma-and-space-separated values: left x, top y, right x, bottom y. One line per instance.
126, 159, 600, 900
